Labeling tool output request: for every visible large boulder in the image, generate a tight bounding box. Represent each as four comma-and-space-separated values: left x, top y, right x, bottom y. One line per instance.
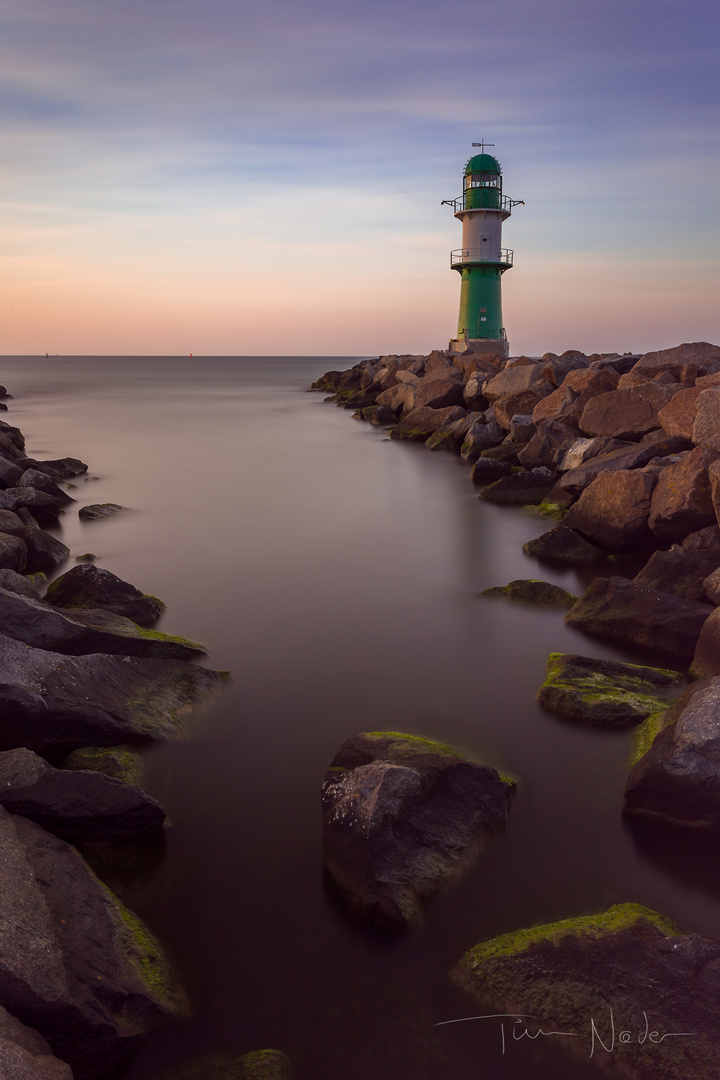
690, 608, 720, 678
565, 576, 711, 662
648, 445, 719, 543
557, 434, 688, 495
0, 588, 204, 659
631, 341, 720, 381
580, 382, 676, 439
0, 457, 23, 489
516, 419, 576, 470
321, 732, 514, 925
460, 420, 504, 460
634, 544, 720, 602
537, 653, 683, 727
413, 373, 465, 411
657, 386, 703, 439
44, 565, 165, 627
0, 531, 28, 573
0, 1005, 72, 1079
0, 633, 225, 755
0, 747, 165, 843
482, 364, 554, 429
19, 527, 69, 574
625, 678, 720, 830
522, 524, 604, 563
692, 387, 720, 452
0, 806, 186, 1079
389, 406, 465, 442
0, 489, 64, 528
532, 367, 618, 428
452, 902, 720, 1080
17, 470, 74, 507
563, 469, 656, 550
555, 436, 624, 472
477, 468, 556, 506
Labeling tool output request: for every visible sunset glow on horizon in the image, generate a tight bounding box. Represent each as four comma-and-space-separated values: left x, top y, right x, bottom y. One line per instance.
1, 0, 718, 357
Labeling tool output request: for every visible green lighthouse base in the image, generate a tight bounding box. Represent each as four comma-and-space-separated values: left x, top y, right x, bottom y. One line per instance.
448, 335, 508, 360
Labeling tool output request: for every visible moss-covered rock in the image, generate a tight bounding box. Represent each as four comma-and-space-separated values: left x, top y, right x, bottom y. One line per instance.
480, 579, 577, 608
523, 523, 605, 564
62, 744, 144, 785
537, 653, 685, 727
453, 902, 720, 1080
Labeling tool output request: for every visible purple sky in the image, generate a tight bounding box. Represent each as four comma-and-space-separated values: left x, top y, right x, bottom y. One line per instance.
1, 0, 718, 354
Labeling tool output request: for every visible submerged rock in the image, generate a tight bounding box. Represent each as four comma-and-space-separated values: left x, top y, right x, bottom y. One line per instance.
452, 903, 720, 1080
0, 747, 165, 843
523, 524, 605, 563
62, 745, 143, 785
565, 576, 711, 663
322, 732, 515, 926
0, 806, 186, 1079
0, 633, 226, 755
78, 503, 125, 521
480, 580, 577, 607
537, 653, 684, 727
478, 468, 556, 505
45, 564, 166, 626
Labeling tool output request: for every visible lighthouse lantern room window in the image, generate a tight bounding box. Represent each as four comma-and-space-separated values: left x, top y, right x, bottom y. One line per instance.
466, 172, 500, 189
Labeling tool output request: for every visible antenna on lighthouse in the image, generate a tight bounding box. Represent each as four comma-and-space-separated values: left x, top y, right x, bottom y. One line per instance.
472, 141, 494, 152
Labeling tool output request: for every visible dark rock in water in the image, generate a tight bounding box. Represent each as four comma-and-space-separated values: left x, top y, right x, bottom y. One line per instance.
453, 902, 720, 1080
648, 445, 719, 543
480, 579, 577, 607
0, 487, 64, 527
0, 568, 42, 599
157, 1048, 295, 1080
0, 420, 25, 452
17, 469, 74, 506
0, 747, 165, 843
0, 530, 28, 573
634, 544, 719, 602
470, 457, 513, 485
565, 575, 711, 662
75, 552, 96, 562
0, 455, 23, 489
625, 678, 720, 830
62, 745, 143, 785
690, 608, 720, 678
27, 456, 88, 479
19, 525, 69, 573
478, 468, 556, 505
322, 731, 515, 926
537, 652, 683, 727
460, 420, 504, 460
0, 806, 186, 1079
0, 1004, 72, 1079
78, 502, 125, 521
563, 469, 656, 550
356, 404, 398, 426
0, 587, 204, 659
523, 524, 605, 563
0, 632, 225, 754
45, 564, 165, 626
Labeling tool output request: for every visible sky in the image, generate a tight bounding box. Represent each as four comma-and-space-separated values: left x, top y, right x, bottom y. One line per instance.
0, 0, 718, 356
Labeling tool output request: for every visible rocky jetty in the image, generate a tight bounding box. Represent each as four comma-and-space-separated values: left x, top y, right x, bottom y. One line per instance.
0, 387, 228, 1078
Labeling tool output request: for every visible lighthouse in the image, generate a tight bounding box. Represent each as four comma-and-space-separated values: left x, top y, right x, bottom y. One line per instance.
443, 147, 523, 358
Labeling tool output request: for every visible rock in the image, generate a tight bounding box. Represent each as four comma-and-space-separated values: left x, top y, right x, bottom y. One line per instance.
462, 375, 488, 411
0, 806, 185, 1079
19, 527, 69, 574
541, 352, 591, 385
413, 373, 465, 411
460, 421, 504, 460
375, 383, 413, 414
470, 457, 513, 485
580, 382, 677, 439
357, 404, 397, 426
0, 421, 25, 452
425, 414, 477, 453
480, 580, 577, 607
682, 524, 720, 555
17, 470, 74, 506
563, 469, 656, 550
321, 732, 514, 925
508, 413, 535, 442
0, 633, 225, 755
555, 436, 623, 472
557, 434, 688, 495
389, 406, 466, 442
692, 387, 720, 451
78, 503, 125, 521
711, 460, 720, 523
478, 468, 556, 505
537, 652, 683, 727
0, 456, 23, 489
0, 488, 64, 527
634, 544, 720, 602
523, 524, 604, 563
0, 531, 28, 573
691, 608, 720, 678
158, 1048, 295, 1080
532, 367, 618, 428
44, 565, 165, 627
0, 747, 165, 843
625, 678, 720, 830
0, 588, 204, 659
631, 341, 720, 381
648, 445, 719, 543
0, 1005, 72, 1079
62, 745, 143, 785
27, 457, 88, 480
565, 576, 711, 662
0, 569, 43, 600
657, 386, 703, 439
704, 568, 720, 606
482, 364, 554, 429
452, 902, 720, 1080
516, 419, 576, 470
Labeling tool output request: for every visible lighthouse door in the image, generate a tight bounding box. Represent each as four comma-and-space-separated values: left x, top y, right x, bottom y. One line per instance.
479, 236, 489, 260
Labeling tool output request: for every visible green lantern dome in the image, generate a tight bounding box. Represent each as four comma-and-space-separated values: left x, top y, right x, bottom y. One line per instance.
464, 154, 501, 175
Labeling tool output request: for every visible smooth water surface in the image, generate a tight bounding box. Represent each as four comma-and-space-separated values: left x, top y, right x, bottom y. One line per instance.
2, 356, 718, 1080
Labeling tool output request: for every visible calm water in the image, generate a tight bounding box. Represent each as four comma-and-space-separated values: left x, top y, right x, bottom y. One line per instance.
2, 355, 719, 1080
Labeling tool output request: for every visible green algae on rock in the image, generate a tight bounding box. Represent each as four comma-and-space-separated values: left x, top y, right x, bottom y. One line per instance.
480, 579, 577, 608
452, 903, 720, 1080
537, 653, 685, 727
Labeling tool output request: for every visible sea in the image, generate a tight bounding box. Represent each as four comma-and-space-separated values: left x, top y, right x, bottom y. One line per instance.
1, 354, 718, 1080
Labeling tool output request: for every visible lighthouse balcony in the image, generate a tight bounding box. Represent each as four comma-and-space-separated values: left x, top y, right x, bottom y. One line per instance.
451, 248, 513, 268
442, 193, 520, 214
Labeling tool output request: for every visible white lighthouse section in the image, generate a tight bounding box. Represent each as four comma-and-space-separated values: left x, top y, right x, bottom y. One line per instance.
456, 206, 510, 264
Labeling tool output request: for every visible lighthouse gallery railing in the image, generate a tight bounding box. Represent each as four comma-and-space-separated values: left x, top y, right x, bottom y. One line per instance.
451, 248, 514, 268
441, 194, 522, 214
